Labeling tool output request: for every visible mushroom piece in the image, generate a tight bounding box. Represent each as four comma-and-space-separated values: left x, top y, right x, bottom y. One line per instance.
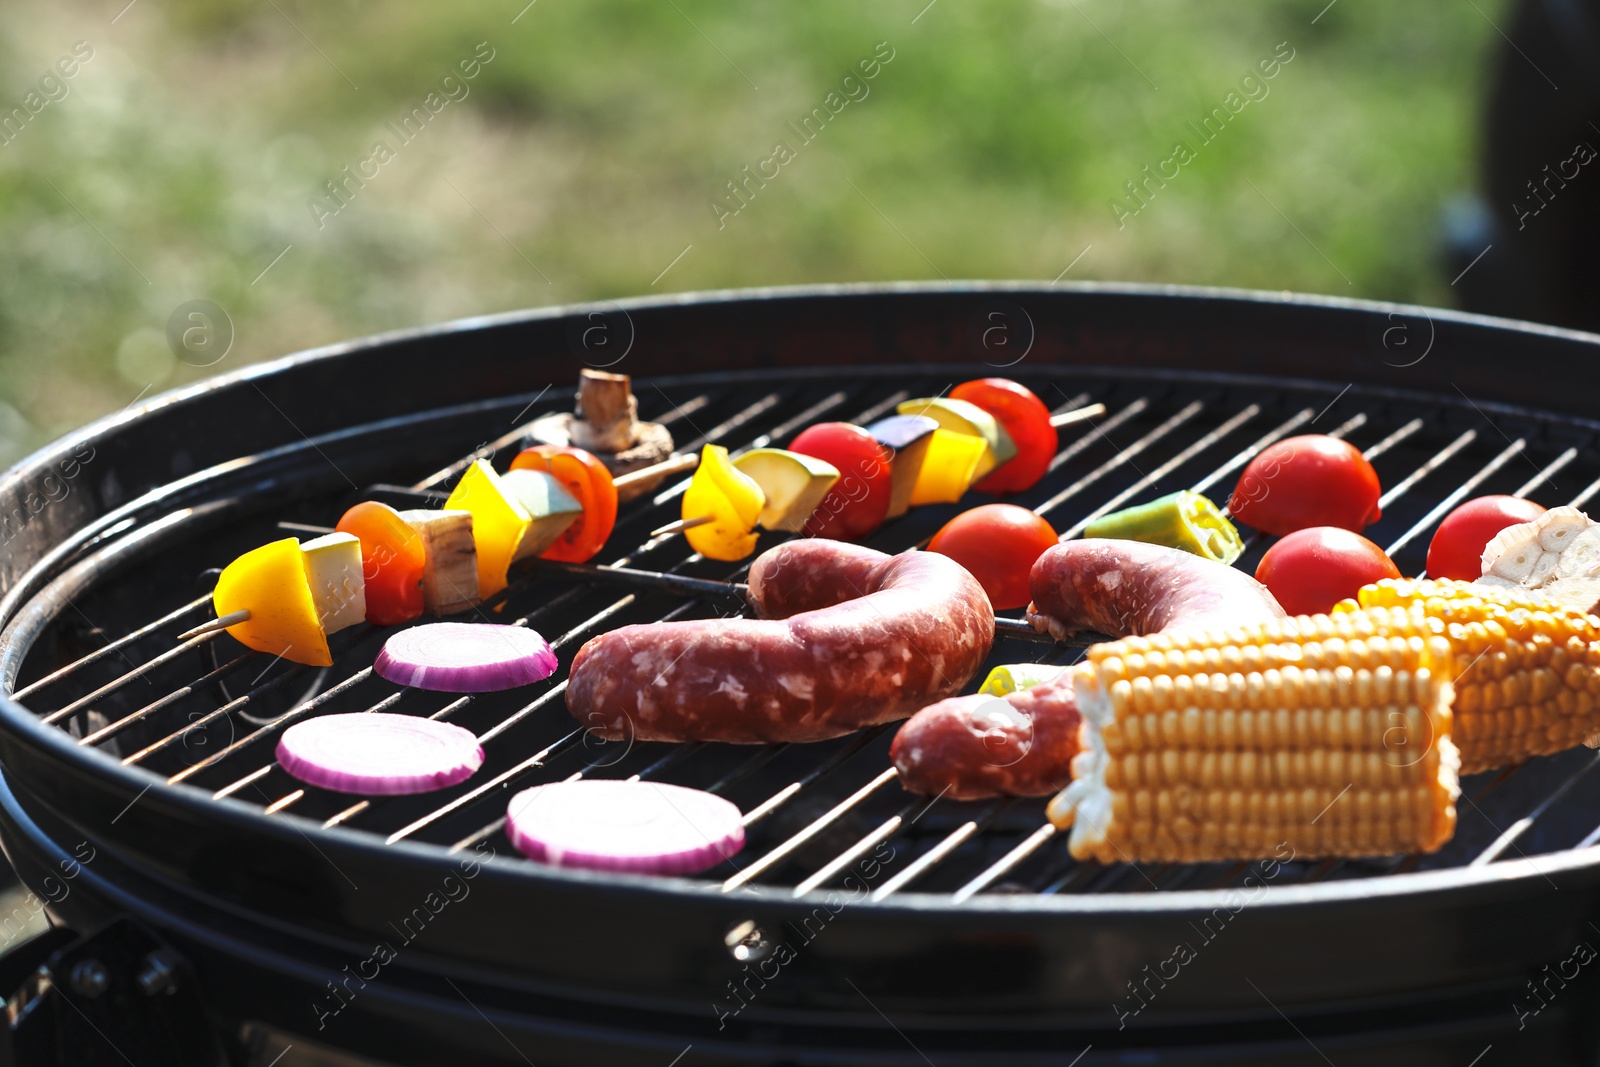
527, 370, 674, 501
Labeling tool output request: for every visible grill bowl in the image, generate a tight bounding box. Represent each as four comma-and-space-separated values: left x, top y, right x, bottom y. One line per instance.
2, 283, 1600, 1065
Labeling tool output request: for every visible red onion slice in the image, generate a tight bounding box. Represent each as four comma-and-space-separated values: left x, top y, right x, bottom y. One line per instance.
276, 713, 484, 795
506, 780, 745, 876
374, 623, 557, 692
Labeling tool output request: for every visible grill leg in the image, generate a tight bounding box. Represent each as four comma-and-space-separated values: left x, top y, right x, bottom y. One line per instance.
0, 917, 229, 1067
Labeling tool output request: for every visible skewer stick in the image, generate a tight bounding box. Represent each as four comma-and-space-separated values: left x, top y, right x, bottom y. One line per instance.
278, 521, 335, 535
651, 514, 715, 538
614, 451, 700, 490
177, 610, 251, 641
1050, 403, 1107, 429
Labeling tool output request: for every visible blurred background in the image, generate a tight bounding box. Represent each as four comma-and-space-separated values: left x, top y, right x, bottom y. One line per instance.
0, 0, 1591, 467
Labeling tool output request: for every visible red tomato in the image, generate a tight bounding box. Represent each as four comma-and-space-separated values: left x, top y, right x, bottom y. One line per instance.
950, 378, 1058, 495
1426, 495, 1547, 581
790, 423, 893, 540
928, 504, 1058, 609
335, 501, 426, 626
510, 445, 619, 563
1254, 527, 1400, 615
1229, 435, 1383, 535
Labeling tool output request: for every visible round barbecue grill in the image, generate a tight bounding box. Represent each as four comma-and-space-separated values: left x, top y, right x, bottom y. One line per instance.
1, 283, 1599, 1066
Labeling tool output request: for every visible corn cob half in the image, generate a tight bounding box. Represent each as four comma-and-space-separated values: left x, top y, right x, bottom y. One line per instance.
1337, 579, 1600, 773
1046, 608, 1460, 864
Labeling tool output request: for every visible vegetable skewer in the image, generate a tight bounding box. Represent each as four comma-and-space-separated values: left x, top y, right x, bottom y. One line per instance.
191, 378, 1097, 662
185, 448, 701, 652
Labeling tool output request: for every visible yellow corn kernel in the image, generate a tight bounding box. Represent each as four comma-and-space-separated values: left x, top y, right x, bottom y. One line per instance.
1049, 609, 1459, 865
1341, 579, 1600, 772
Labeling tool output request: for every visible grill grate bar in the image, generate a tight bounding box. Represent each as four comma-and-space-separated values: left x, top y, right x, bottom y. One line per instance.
215, 764, 273, 801
41, 632, 228, 726
790, 803, 918, 897
1033, 401, 1205, 518
951, 822, 1059, 902
1569, 472, 1600, 511
1575, 814, 1600, 851
1188, 407, 1316, 495
672, 392, 784, 455
707, 744, 790, 794
410, 421, 555, 493
527, 560, 748, 604
1056, 405, 1261, 539
871, 800, 1011, 900
1037, 860, 1099, 896
119, 664, 308, 766
1376, 429, 1476, 509
77, 653, 252, 747
384, 727, 586, 842
746, 390, 851, 450
1471, 753, 1600, 866
1046, 397, 1149, 475
11, 593, 211, 702
1325, 412, 1370, 442
1512, 446, 1580, 499
166, 669, 377, 784
1361, 417, 1423, 462
843, 388, 915, 430
1383, 438, 1527, 558
737, 727, 889, 831
646, 392, 786, 506
722, 766, 900, 892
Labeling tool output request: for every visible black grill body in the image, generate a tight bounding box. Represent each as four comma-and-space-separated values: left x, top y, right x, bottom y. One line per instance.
0, 285, 1598, 1065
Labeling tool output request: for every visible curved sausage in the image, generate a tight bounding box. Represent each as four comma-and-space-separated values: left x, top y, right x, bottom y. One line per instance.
565, 540, 994, 744
1025, 538, 1285, 642
892, 539, 1285, 798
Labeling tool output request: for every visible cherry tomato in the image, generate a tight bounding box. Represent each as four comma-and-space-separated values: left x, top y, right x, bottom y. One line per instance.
510, 445, 619, 563
951, 378, 1058, 495
928, 504, 1058, 609
1254, 527, 1400, 616
1426, 495, 1547, 581
1229, 435, 1382, 536
334, 501, 426, 626
789, 423, 893, 540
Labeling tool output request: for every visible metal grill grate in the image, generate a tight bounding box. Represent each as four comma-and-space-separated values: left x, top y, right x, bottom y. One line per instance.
11, 369, 1600, 904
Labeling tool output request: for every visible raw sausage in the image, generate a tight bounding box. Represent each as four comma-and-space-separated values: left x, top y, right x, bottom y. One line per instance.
1025, 538, 1285, 642
565, 540, 994, 744
892, 539, 1285, 798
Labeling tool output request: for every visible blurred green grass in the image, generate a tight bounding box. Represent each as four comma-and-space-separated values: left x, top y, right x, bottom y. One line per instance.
0, 1, 1495, 461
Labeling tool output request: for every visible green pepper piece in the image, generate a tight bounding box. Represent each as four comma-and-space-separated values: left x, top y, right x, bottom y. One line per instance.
978, 662, 1070, 697
1083, 490, 1243, 564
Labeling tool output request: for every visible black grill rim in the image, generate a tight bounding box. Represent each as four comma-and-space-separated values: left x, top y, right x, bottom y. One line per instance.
3, 284, 1600, 1033
0, 280, 1595, 914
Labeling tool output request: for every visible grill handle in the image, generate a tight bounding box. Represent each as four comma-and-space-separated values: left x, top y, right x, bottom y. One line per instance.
0, 916, 227, 1067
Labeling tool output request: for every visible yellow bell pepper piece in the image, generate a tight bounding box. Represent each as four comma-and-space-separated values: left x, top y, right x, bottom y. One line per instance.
443, 459, 531, 598
906, 428, 987, 506
897, 397, 1018, 479
684, 444, 764, 561
213, 537, 332, 667
978, 662, 1070, 697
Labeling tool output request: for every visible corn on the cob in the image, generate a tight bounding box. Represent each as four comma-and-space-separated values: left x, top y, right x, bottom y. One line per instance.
1047, 608, 1460, 864
1337, 579, 1600, 773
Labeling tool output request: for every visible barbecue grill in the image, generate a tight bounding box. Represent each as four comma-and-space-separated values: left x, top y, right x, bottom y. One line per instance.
2, 283, 1600, 1066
